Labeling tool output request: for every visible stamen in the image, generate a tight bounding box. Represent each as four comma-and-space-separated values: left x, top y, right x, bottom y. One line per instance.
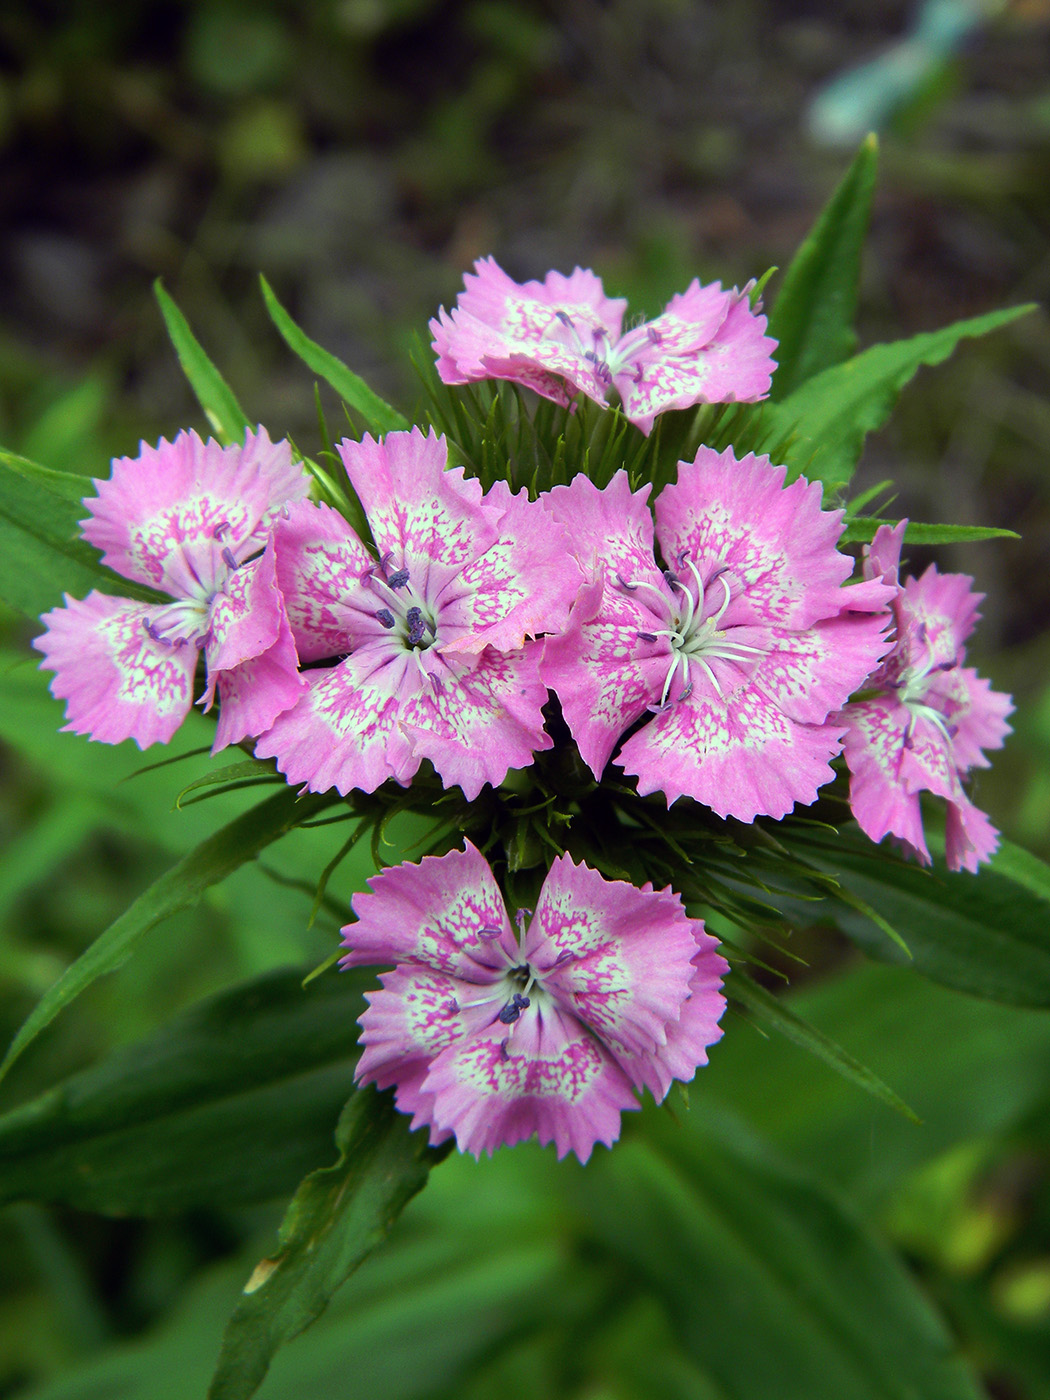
375, 609, 396, 629
212, 521, 230, 540
497, 992, 531, 1025
387, 568, 410, 590
637, 631, 658, 643
221, 546, 239, 573
406, 606, 427, 646
477, 925, 503, 940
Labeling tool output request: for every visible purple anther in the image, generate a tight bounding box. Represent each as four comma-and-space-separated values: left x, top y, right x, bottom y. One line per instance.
937, 658, 958, 672
903, 732, 914, 751
477, 925, 503, 940
555, 310, 573, 328
552, 949, 574, 968
499, 1039, 510, 1060
387, 568, 410, 590
647, 326, 661, 344
221, 547, 239, 572
678, 681, 694, 703
615, 572, 637, 592
375, 609, 396, 629
637, 631, 658, 643
663, 570, 681, 589
497, 992, 531, 1025
514, 907, 532, 933
142, 619, 158, 640
406, 606, 426, 646
707, 565, 730, 583
676, 548, 690, 567
212, 521, 230, 539
447, 998, 460, 1015
595, 362, 613, 387
195, 633, 209, 650
632, 364, 645, 384
947, 724, 959, 739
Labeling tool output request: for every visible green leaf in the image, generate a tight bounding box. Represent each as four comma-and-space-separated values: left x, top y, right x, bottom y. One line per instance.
0, 967, 369, 1213
583, 1109, 984, 1400
795, 827, 1050, 1005
768, 134, 878, 399
174, 759, 280, 808
208, 1086, 449, 1400
0, 451, 162, 618
841, 516, 1019, 545
154, 282, 252, 444
260, 276, 408, 436
726, 970, 918, 1122
0, 785, 335, 1082
700, 962, 1050, 1208
759, 303, 1035, 496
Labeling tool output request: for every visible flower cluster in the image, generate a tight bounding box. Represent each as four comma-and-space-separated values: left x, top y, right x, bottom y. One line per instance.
32, 256, 1013, 1161
342, 842, 728, 1161
431, 257, 777, 434
838, 522, 1013, 872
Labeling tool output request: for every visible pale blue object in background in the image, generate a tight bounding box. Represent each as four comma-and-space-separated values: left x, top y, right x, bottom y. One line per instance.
807, 0, 1004, 146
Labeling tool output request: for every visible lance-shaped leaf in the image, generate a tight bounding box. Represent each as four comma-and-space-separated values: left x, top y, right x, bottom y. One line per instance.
0, 450, 162, 618
0, 967, 368, 1214
759, 304, 1035, 496
726, 969, 917, 1122
768, 133, 878, 398
795, 830, 1050, 1006
841, 517, 1019, 546
154, 282, 252, 445
0, 785, 335, 1082
260, 276, 408, 436
208, 1086, 449, 1400
582, 1108, 984, 1400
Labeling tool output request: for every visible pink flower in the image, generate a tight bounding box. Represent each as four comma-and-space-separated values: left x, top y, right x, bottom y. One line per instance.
839, 522, 1013, 872
342, 842, 727, 1162
255, 428, 583, 800
542, 451, 893, 821
430, 257, 777, 435
33, 428, 310, 751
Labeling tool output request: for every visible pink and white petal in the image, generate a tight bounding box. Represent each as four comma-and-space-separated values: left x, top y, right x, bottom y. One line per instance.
341, 840, 515, 976
355, 967, 503, 1126
82, 428, 308, 597
901, 565, 983, 662
542, 580, 670, 779
840, 698, 933, 864
863, 521, 906, 588
622, 939, 728, 1100
272, 499, 378, 661
205, 543, 284, 679
438, 481, 585, 653
750, 613, 891, 726
337, 429, 501, 600
655, 449, 853, 630
423, 1002, 637, 1162
545, 470, 663, 590
945, 794, 1000, 873
617, 294, 776, 434
637, 280, 737, 353
927, 666, 1013, 773
398, 646, 552, 800
255, 643, 419, 794
619, 688, 843, 821
527, 855, 699, 1060
211, 609, 303, 751
430, 258, 625, 381
34, 592, 197, 748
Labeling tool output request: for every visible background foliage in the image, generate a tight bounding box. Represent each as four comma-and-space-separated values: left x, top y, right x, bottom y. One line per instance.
1, 2, 1050, 1397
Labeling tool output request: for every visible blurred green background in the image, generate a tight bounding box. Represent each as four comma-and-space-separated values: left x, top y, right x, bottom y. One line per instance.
2, 1, 1050, 1396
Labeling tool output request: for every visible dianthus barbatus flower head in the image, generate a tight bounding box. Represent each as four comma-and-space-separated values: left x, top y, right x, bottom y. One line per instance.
542, 450, 894, 822
430, 256, 777, 435
255, 427, 584, 800
341, 841, 727, 1163
33, 428, 310, 751
838, 521, 1013, 873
